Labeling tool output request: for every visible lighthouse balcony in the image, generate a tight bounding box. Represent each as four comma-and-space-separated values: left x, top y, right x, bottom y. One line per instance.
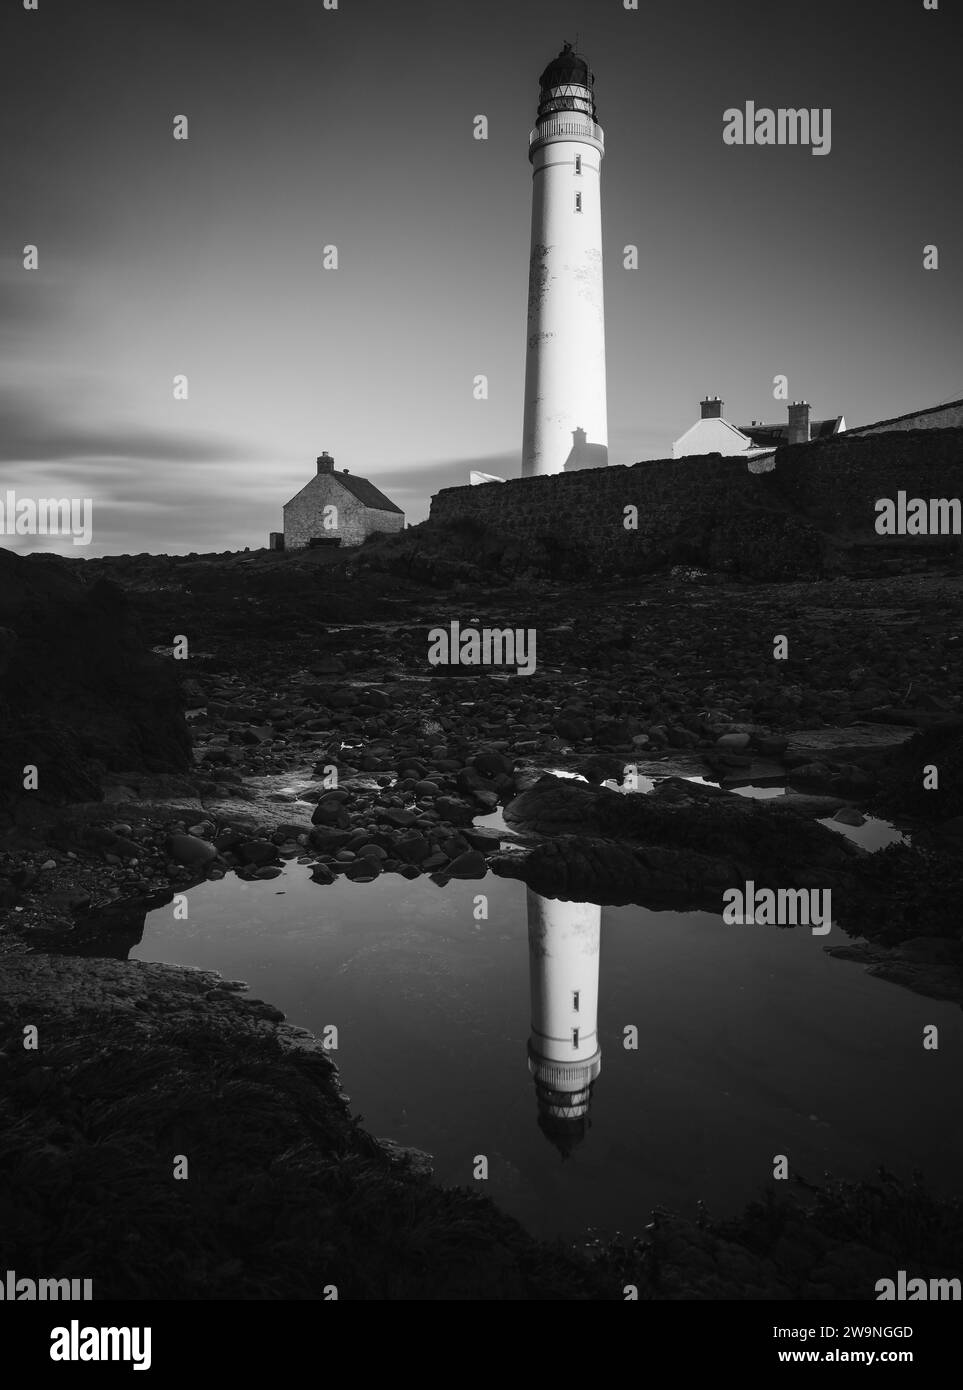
528, 1046, 602, 1092
529, 114, 604, 155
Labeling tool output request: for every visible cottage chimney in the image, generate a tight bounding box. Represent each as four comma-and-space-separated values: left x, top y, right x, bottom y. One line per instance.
316, 452, 334, 473
701, 396, 723, 419
787, 401, 811, 445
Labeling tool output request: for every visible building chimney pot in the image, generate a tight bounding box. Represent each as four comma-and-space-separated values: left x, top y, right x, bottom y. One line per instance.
787, 400, 811, 446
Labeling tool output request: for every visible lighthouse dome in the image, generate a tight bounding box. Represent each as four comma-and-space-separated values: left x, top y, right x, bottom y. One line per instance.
538, 41, 593, 91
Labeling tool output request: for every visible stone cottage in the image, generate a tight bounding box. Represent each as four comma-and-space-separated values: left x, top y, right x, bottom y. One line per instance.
280, 453, 405, 549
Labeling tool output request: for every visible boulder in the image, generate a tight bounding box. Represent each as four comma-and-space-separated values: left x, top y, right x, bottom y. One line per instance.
394, 833, 432, 865
236, 840, 280, 866
716, 732, 751, 751
0, 549, 191, 826
435, 796, 475, 825
167, 833, 217, 867
445, 850, 488, 879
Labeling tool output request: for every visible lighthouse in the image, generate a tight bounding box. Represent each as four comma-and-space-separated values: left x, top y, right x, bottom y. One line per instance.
522, 42, 608, 478
526, 889, 602, 1157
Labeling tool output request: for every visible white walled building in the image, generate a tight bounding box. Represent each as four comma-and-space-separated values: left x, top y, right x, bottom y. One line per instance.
522, 44, 608, 477
672, 396, 846, 461
281, 452, 404, 549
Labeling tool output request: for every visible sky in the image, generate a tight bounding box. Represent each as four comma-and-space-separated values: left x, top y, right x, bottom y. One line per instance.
1, 0, 960, 556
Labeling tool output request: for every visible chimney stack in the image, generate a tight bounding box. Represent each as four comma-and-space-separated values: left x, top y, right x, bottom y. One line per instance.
787, 401, 811, 445
316, 451, 334, 473
700, 396, 723, 419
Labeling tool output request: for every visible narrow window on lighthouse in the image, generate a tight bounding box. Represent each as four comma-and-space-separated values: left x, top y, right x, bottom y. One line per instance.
572, 990, 580, 1012
572, 1028, 580, 1049
574, 154, 582, 174
574, 191, 582, 212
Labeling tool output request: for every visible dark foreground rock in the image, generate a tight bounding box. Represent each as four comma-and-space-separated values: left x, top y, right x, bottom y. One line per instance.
495, 775, 963, 1001
0, 550, 191, 830
0, 951, 599, 1300
496, 774, 864, 907
1, 949, 961, 1300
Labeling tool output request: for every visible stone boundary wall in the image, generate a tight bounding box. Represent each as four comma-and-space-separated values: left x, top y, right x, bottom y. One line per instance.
427, 428, 963, 576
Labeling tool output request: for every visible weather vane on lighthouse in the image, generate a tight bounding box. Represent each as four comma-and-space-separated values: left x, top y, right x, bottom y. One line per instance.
521, 41, 608, 477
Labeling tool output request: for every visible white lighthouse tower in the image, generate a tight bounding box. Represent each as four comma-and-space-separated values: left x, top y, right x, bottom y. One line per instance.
526, 889, 602, 1157
522, 42, 608, 478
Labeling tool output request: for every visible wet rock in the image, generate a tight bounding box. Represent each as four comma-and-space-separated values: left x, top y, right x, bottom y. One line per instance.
394, 833, 432, 865
237, 840, 280, 866
359, 688, 391, 710
832, 807, 866, 827
555, 714, 591, 741
716, 732, 751, 750
311, 802, 350, 828
492, 836, 727, 908
309, 863, 336, 884
441, 833, 471, 858
753, 736, 789, 758
214, 828, 247, 852
166, 833, 217, 867
787, 762, 835, 790
445, 850, 487, 879
461, 826, 509, 852
397, 758, 428, 779
344, 858, 381, 880
376, 1138, 434, 1177
271, 822, 313, 843
378, 808, 418, 828
435, 796, 475, 825
501, 773, 862, 897
308, 827, 353, 852
470, 751, 513, 779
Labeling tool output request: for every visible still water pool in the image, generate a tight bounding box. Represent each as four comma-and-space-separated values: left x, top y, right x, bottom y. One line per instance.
131, 864, 963, 1242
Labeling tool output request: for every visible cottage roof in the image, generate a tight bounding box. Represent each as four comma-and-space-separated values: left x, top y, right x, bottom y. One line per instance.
336, 473, 403, 514
737, 416, 844, 448
283, 470, 403, 515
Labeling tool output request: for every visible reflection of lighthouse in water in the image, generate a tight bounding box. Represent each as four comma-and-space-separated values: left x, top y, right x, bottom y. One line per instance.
526, 889, 602, 1157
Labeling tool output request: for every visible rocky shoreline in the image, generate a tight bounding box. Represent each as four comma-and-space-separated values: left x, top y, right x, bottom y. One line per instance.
2, 546, 963, 1297
3, 948, 961, 1300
